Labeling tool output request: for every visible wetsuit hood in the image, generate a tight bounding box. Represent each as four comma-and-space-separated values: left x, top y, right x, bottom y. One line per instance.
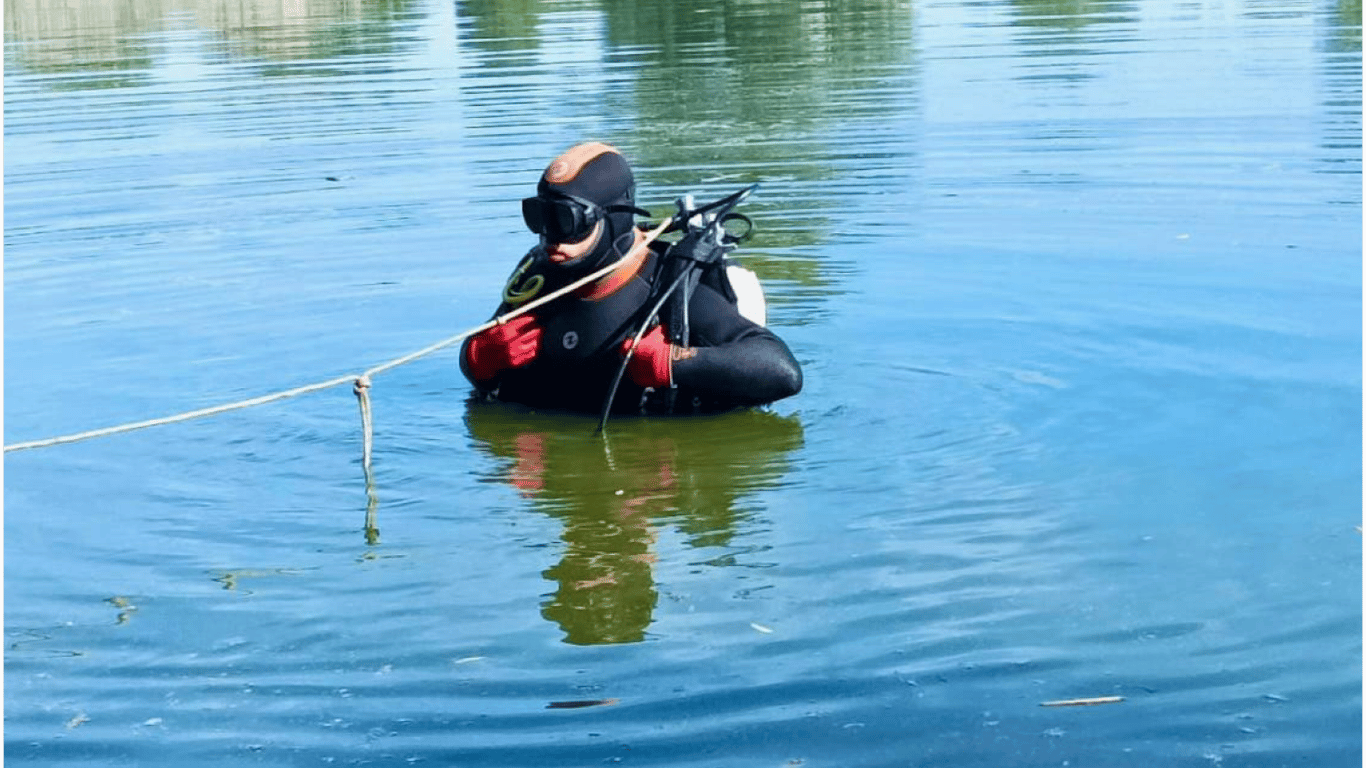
533, 142, 640, 280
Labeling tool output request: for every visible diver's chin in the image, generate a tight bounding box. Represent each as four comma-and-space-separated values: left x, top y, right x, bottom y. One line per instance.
547, 248, 584, 265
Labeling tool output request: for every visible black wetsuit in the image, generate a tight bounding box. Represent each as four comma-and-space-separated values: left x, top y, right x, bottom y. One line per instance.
461, 240, 802, 414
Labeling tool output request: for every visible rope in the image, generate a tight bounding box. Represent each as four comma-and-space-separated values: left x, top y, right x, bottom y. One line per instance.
3, 216, 675, 457
353, 375, 374, 473
355, 375, 381, 544
2, 374, 357, 453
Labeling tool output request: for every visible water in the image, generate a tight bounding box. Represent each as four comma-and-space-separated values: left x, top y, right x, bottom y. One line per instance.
5, 0, 1361, 765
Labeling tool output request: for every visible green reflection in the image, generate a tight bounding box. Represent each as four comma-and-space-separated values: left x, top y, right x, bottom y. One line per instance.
1319, 0, 1362, 174
3, 0, 161, 87
465, 403, 803, 645
1005, 0, 1138, 91
1008, 0, 1137, 30
1325, 0, 1362, 53
456, 0, 543, 58
210, 0, 416, 71
4, 0, 416, 83
600, 0, 915, 299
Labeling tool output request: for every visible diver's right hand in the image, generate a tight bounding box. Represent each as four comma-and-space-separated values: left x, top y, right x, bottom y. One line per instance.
466, 315, 542, 382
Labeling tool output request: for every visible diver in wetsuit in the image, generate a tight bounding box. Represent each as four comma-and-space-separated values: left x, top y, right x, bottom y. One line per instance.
459, 142, 802, 415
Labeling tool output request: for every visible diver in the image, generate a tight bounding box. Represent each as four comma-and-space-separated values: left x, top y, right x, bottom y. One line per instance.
459, 142, 802, 415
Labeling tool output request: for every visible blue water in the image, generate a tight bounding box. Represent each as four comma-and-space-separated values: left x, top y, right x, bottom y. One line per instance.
5, 0, 1361, 765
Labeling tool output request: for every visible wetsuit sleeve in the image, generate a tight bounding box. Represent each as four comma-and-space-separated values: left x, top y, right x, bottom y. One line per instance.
670, 284, 802, 405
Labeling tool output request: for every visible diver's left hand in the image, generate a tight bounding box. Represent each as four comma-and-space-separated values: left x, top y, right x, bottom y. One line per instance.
620, 325, 673, 388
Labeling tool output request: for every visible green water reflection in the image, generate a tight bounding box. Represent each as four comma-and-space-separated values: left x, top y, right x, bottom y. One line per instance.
452, 0, 920, 303
604, 0, 915, 297
1007, 0, 1136, 30
3, 0, 417, 82
5, 0, 922, 304
465, 403, 802, 645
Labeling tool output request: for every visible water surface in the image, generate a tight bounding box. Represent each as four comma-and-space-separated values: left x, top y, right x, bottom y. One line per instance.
5, 0, 1361, 766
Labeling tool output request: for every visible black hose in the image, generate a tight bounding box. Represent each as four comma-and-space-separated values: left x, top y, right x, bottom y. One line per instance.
595, 265, 693, 433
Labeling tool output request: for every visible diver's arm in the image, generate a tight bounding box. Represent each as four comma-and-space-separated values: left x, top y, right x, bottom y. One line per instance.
671, 331, 802, 404
668, 285, 802, 405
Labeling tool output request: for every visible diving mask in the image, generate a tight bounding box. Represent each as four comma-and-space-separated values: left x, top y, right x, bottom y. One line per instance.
521, 191, 607, 244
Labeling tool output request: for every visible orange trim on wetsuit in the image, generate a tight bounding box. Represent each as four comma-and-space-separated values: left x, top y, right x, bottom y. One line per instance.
575, 229, 649, 301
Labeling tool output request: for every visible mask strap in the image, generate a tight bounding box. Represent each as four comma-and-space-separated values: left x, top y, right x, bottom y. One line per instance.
603, 204, 651, 218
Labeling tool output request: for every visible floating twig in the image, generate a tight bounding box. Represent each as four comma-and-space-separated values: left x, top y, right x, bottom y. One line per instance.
547, 698, 619, 709
1040, 696, 1124, 707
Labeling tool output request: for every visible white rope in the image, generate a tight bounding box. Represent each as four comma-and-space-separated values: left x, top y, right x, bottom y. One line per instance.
4, 216, 675, 455
2, 374, 358, 453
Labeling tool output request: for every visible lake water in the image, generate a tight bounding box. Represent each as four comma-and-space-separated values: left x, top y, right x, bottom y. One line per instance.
4, 0, 1361, 765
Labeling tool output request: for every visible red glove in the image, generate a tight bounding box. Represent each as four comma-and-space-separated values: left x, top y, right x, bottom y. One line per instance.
620, 325, 673, 389
466, 315, 542, 382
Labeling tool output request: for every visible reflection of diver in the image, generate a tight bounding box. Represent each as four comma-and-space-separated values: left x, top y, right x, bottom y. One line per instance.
465, 402, 803, 645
